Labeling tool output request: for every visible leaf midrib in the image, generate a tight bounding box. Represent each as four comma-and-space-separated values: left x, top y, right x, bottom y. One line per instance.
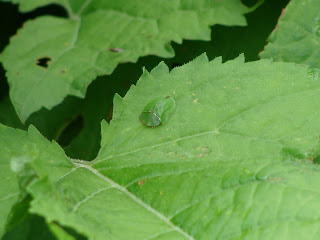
73, 162, 195, 240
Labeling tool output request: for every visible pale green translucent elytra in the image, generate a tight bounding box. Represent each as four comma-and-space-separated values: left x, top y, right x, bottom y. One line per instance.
139, 96, 176, 127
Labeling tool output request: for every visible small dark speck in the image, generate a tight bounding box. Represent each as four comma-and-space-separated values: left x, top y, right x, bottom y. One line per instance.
109, 48, 124, 52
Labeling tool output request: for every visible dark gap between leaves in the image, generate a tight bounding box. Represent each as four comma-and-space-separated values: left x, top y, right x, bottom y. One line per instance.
241, 0, 260, 7
58, 115, 84, 148
55, 224, 87, 240
0, 63, 9, 101
171, 62, 183, 68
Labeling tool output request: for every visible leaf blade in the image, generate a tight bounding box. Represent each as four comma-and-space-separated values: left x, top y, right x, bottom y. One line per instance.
0, 0, 257, 121
260, 0, 320, 68
4, 56, 320, 239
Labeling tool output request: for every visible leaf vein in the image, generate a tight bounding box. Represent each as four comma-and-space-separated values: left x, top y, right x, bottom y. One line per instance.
74, 163, 195, 240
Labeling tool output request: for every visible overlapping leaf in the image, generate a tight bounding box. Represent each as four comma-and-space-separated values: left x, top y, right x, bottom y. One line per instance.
260, 0, 320, 68
0, 0, 259, 122
0, 0, 66, 12
0, 122, 74, 238
3, 55, 320, 239
60, 0, 290, 160
167, 0, 289, 64
0, 128, 20, 237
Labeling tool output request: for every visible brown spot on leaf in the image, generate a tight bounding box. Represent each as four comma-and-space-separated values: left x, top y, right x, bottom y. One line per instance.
268, 177, 282, 182
109, 48, 124, 52
138, 180, 146, 186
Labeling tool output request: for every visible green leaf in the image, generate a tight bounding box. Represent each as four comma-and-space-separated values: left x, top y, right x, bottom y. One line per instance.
0, 127, 22, 238
0, 122, 74, 238
60, 0, 288, 160
260, 0, 320, 68
61, 76, 115, 160
3, 55, 320, 239
63, 56, 164, 160
0, 95, 83, 141
0, 0, 259, 122
166, 0, 289, 64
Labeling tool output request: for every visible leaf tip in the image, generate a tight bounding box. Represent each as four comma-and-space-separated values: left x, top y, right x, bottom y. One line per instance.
112, 93, 123, 120
151, 61, 169, 75
27, 124, 40, 135
113, 93, 123, 104
194, 53, 209, 64
100, 119, 109, 136
235, 53, 245, 63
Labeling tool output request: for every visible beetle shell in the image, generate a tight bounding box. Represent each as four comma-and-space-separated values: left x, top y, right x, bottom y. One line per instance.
139, 96, 175, 127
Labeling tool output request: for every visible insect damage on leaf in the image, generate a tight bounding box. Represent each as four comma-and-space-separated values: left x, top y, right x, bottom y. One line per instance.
36, 57, 51, 69
139, 96, 175, 127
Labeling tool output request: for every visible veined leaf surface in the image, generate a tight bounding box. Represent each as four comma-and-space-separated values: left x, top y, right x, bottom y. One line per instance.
260, 0, 320, 68
2, 55, 320, 239
0, 0, 258, 121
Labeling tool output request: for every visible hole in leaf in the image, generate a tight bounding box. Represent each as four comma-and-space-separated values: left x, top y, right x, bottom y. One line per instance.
36, 57, 51, 68
57, 115, 84, 147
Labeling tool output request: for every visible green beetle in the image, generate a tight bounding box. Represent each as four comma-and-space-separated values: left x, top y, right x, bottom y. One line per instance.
139, 96, 176, 127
